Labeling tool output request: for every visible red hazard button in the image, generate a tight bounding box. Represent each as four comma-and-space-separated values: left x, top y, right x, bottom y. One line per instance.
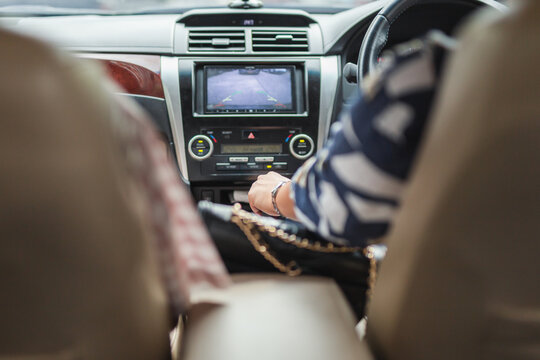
242, 130, 258, 140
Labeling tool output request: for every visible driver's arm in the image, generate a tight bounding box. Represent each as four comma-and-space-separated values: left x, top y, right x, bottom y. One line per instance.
249, 39, 446, 246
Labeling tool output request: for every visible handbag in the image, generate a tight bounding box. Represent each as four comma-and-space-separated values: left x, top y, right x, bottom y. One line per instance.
198, 201, 379, 319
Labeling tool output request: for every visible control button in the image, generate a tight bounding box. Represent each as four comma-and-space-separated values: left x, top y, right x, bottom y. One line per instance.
221, 130, 233, 140
216, 163, 239, 171
229, 157, 249, 163
188, 135, 214, 161
272, 162, 288, 170
290, 134, 314, 160
244, 163, 263, 170
255, 156, 275, 163
242, 130, 258, 140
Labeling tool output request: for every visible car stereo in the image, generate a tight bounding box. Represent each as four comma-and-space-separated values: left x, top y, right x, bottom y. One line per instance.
178, 58, 322, 190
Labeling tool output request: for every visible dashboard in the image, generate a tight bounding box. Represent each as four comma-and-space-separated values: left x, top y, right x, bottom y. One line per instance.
0, 0, 504, 204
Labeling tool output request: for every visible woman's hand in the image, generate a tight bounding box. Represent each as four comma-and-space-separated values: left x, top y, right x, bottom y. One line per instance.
248, 171, 295, 218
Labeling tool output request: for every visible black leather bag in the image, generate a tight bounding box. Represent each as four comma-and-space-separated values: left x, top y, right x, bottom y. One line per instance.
198, 201, 378, 319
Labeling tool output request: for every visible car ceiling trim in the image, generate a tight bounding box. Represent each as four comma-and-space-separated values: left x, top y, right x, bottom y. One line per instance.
318, 56, 340, 151
161, 56, 189, 182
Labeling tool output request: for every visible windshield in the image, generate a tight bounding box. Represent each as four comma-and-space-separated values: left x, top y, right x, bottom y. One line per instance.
0, 0, 378, 14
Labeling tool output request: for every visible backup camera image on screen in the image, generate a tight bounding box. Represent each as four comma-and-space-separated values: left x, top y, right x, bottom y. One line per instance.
205, 65, 294, 113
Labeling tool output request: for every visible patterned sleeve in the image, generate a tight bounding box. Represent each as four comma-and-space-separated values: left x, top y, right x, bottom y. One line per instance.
110, 89, 231, 316
290, 41, 444, 246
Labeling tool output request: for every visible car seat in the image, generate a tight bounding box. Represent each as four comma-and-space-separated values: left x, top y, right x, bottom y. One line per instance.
367, 2, 540, 359
0, 30, 171, 360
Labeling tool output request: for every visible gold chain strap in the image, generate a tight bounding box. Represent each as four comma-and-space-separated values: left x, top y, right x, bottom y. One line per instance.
230, 203, 378, 294
364, 246, 377, 299
231, 210, 302, 276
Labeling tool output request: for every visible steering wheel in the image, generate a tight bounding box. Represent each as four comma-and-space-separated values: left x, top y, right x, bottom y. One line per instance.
357, 0, 429, 85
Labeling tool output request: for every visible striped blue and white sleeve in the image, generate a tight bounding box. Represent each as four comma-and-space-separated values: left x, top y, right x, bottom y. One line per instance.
290, 44, 441, 246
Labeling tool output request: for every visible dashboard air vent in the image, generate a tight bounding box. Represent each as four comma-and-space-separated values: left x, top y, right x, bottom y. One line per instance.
188, 30, 245, 52
252, 30, 308, 52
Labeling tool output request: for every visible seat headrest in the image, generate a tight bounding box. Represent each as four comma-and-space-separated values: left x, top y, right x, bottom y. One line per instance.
0, 30, 170, 359
367, 3, 540, 359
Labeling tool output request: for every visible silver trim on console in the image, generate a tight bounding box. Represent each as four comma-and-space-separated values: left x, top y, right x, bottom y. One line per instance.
161, 56, 189, 181
318, 56, 340, 151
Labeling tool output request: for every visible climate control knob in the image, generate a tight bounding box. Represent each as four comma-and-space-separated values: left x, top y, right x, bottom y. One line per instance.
188, 134, 214, 160
289, 134, 314, 159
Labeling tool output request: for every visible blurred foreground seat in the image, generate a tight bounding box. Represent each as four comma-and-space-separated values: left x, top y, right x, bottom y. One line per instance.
0, 30, 171, 359
180, 274, 372, 360
178, 2, 540, 360
367, 1, 540, 359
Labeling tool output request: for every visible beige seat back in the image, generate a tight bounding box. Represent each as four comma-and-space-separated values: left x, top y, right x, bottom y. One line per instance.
180, 274, 372, 360
0, 30, 170, 359
367, 2, 540, 360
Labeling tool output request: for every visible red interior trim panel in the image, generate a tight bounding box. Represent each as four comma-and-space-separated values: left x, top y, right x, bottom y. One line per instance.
77, 54, 164, 98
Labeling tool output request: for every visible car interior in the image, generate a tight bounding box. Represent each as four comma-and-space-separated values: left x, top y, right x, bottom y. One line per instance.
1, 0, 539, 359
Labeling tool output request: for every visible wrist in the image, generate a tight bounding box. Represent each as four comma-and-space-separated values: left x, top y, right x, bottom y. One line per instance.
274, 180, 296, 219
271, 180, 289, 217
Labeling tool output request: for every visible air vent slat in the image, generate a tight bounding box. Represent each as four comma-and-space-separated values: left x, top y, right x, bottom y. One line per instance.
189, 47, 246, 51
188, 30, 245, 52
252, 38, 307, 43
251, 30, 308, 52
252, 31, 306, 35
189, 40, 245, 44
189, 32, 245, 37
253, 44, 308, 48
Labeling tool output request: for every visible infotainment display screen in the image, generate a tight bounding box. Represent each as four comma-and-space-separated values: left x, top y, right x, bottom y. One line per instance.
204, 65, 296, 114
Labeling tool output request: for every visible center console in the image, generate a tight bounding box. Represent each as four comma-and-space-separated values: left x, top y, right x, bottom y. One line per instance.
160, 10, 341, 203
182, 58, 319, 179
